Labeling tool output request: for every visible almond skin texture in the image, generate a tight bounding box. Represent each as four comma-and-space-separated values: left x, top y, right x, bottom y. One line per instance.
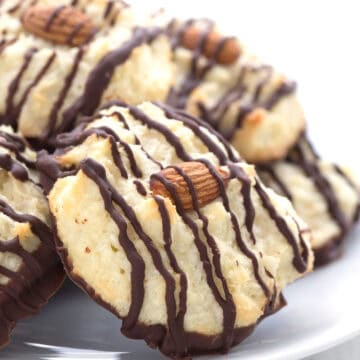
150, 161, 230, 211
21, 5, 97, 46
181, 25, 241, 65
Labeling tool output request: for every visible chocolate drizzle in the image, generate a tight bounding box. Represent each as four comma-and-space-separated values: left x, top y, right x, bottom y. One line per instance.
254, 180, 309, 273
258, 135, 360, 266
0, 20, 164, 145
39, 102, 311, 358
167, 19, 216, 109
152, 164, 237, 352
0, 153, 28, 181
290, 138, 348, 234
61, 27, 163, 134
44, 6, 66, 31
0, 128, 65, 346
80, 159, 145, 330
167, 20, 296, 141
0, 50, 56, 130
46, 48, 84, 137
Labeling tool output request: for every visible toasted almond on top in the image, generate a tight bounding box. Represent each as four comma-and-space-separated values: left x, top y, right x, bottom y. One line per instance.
150, 161, 230, 211
21, 5, 97, 46
181, 25, 241, 65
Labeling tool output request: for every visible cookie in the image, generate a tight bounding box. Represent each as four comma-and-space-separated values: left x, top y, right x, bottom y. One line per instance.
0, 0, 174, 147
0, 125, 64, 346
258, 136, 360, 266
38, 101, 313, 358
167, 19, 305, 163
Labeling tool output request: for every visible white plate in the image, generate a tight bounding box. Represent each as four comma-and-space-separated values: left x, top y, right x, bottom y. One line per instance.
1, 225, 359, 360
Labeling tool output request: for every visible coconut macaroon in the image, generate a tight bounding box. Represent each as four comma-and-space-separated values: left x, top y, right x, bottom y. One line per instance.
39, 101, 313, 358
0, 0, 174, 146
0, 125, 64, 347
258, 137, 360, 266
167, 18, 305, 163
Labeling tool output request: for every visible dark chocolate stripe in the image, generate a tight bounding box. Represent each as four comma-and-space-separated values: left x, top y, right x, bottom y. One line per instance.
80, 159, 145, 330
0, 135, 36, 170
240, 172, 256, 244
292, 217, 311, 272
0, 131, 26, 152
45, 6, 66, 31
117, 102, 192, 162
66, 20, 88, 45
0, 236, 48, 312
109, 110, 162, 168
290, 140, 348, 233
151, 171, 230, 351
156, 102, 240, 164
109, 7, 120, 27
103, 0, 114, 19
62, 27, 163, 131
2, 48, 38, 128
154, 196, 187, 354
0, 199, 53, 249
0, 153, 29, 181
0, 264, 45, 305
263, 81, 296, 109
56, 126, 141, 178
258, 164, 293, 201
46, 48, 84, 136
0, 38, 16, 57
254, 179, 308, 273
9, 51, 56, 129
168, 20, 297, 141
202, 67, 248, 129
83, 159, 185, 353
167, 164, 236, 351
333, 164, 360, 221
133, 180, 147, 196
6, 1, 21, 14
222, 163, 271, 296
0, 238, 42, 278
167, 19, 215, 109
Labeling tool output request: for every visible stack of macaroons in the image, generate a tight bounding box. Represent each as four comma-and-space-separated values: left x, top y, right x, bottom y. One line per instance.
167, 18, 305, 164
0, 0, 358, 358
0, 0, 174, 147
167, 17, 360, 265
38, 101, 313, 358
0, 125, 64, 346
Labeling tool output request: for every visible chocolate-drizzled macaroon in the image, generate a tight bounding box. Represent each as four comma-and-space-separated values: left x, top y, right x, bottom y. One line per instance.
167, 18, 305, 163
39, 101, 313, 358
0, 125, 64, 347
258, 136, 360, 266
0, 0, 174, 147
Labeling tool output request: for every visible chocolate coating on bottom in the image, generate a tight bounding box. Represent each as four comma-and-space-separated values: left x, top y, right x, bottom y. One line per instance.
0, 247, 65, 347
313, 237, 343, 267
58, 235, 285, 359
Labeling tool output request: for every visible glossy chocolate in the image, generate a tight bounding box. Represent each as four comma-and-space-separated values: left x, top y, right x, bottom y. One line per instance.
259, 135, 360, 266
39, 102, 310, 358
167, 20, 296, 141
0, 129, 65, 347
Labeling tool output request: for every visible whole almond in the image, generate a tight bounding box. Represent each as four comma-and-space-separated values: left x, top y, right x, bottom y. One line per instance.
21, 5, 97, 46
150, 161, 230, 211
181, 25, 240, 65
